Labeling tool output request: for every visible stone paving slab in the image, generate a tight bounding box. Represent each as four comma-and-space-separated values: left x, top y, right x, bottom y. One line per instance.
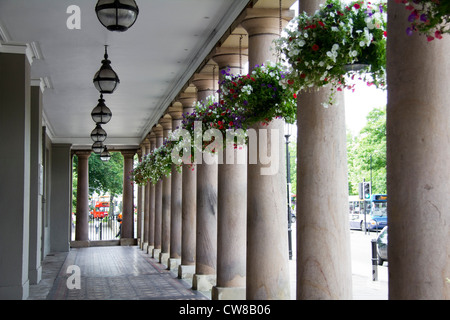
32, 246, 207, 300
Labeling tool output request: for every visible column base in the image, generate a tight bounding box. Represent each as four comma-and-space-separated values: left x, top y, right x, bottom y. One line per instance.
159, 252, 169, 266
152, 248, 161, 259
212, 286, 246, 300
168, 258, 181, 271
120, 238, 136, 246
142, 242, 148, 251
70, 240, 90, 248
193, 274, 216, 291
178, 264, 195, 280
147, 245, 154, 255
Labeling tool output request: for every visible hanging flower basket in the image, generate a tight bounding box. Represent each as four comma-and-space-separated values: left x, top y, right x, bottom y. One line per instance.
219, 61, 299, 126
182, 61, 299, 151
396, 0, 450, 41
130, 137, 181, 186
274, 0, 387, 106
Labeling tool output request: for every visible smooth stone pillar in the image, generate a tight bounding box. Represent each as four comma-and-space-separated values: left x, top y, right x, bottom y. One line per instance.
241, 8, 293, 300
75, 151, 91, 242
192, 72, 218, 291
296, 0, 352, 300
147, 132, 156, 254
142, 139, 150, 251
211, 48, 248, 300
121, 150, 136, 244
168, 103, 184, 271
0, 49, 31, 299
160, 116, 172, 265
387, 1, 450, 300
153, 125, 163, 258
178, 92, 197, 280
136, 149, 143, 247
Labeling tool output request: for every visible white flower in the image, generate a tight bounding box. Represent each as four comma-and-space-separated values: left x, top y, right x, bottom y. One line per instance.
332, 44, 339, 52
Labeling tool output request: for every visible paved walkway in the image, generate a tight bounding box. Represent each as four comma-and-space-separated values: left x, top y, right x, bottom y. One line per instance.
29, 246, 207, 300
28, 244, 387, 300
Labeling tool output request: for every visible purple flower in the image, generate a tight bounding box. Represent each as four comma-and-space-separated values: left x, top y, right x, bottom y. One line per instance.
406, 27, 414, 36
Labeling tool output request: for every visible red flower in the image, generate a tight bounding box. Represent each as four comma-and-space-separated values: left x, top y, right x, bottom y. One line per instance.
318, 21, 325, 27
312, 44, 319, 51
288, 79, 294, 85
293, 93, 297, 98
354, 3, 360, 9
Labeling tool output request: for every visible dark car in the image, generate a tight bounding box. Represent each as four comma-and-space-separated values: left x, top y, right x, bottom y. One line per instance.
376, 226, 388, 265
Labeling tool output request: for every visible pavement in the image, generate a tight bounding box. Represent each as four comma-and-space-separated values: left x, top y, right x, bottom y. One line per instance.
28, 239, 387, 301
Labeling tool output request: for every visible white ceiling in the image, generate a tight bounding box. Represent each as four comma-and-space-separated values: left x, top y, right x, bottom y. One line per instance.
0, 0, 252, 149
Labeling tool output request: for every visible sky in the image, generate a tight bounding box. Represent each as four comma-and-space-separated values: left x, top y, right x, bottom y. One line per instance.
344, 83, 387, 135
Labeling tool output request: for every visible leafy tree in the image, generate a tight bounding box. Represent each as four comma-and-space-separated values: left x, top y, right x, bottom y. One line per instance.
347, 106, 386, 195
72, 152, 124, 214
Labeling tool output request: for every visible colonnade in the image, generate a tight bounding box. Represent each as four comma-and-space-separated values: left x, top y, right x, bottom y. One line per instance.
135, 1, 450, 300
2, 0, 449, 300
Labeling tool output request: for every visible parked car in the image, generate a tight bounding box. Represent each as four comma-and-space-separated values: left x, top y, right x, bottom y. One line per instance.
376, 226, 388, 265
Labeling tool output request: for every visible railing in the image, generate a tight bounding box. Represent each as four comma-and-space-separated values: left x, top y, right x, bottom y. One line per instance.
88, 215, 121, 241
71, 213, 137, 242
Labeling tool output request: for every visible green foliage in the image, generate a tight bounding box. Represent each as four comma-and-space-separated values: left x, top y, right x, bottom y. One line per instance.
73, 152, 124, 198
88, 152, 124, 197
347, 106, 386, 195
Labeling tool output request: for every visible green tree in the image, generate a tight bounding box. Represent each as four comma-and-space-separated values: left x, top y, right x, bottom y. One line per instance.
88, 152, 123, 198
73, 152, 124, 214
347, 106, 386, 195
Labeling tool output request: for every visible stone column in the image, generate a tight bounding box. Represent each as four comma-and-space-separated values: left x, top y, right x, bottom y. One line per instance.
147, 132, 156, 254
0, 48, 31, 299
75, 151, 91, 243
178, 91, 198, 279
387, 2, 450, 299
142, 138, 150, 251
241, 8, 293, 300
212, 46, 248, 300
295, 0, 352, 300
192, 72, 218, 291
121, 150, 136, 244
136, 148, 143, 247
153, 125, 164, 258
160, 115, 172, 265
28, 80, 44, 285
168, 102, 184, 271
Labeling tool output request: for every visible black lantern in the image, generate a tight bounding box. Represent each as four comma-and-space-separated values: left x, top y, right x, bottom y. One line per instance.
100, 147, 111, 162
95, 0, 139, 32
93, 46, 120, 94
92, 141, 105, 154
91, 95, 112, 125
90, 124, 107, 142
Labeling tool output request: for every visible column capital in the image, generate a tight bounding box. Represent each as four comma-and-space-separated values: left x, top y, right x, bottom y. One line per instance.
178, 92, 197, 110
212, 47, 248, 71
192, 72, 216, 92
74, 150, 92, 158
159, 115, 172, 131
121, 150, 136, 159
241, 8, 294, 36
168, 102, 183, 120
153, 124, 163, 138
